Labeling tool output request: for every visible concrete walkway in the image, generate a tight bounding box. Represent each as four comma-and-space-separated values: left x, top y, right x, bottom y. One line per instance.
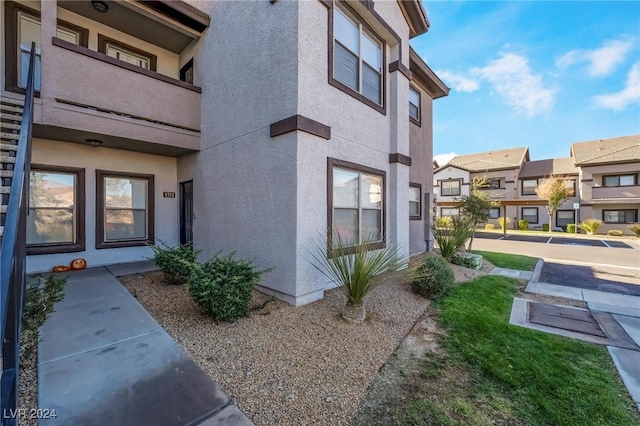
38, 261, 253, 426
520, 259, 640, 413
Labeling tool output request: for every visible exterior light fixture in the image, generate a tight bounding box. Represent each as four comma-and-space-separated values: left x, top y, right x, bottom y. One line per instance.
92, 1, 109, 13
86, 139, 103, 148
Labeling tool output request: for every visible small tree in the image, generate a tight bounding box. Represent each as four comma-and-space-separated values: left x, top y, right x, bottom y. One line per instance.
456, 176, 497, 251
535, 177, 574, 232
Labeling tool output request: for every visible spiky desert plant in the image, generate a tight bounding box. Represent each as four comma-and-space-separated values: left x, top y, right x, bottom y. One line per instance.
432, 216, 474, 261
308, 231, 410, 323
578, 219, 603, 235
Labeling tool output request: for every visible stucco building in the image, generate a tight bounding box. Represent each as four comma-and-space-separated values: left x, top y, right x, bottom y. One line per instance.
1, 0, 448, 306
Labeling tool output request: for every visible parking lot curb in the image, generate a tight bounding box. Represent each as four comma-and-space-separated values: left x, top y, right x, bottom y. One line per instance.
530, 258, 544, 285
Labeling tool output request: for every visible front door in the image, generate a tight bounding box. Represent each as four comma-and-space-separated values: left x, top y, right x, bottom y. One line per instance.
180, 180, 193, 244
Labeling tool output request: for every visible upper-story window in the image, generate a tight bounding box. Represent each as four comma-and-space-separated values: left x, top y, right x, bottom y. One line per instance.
98, 35, 157, 72
332, 4, 383, 107
409, 185, 421, 220
478, 178, 501, 189
440, 180, 461, 196
522, 179, 537, 195
409, 86, 421, 124
603, 174, 637, 187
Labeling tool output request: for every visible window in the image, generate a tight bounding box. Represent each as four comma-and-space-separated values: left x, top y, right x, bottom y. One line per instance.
478, 178, 501, 189
409, 86, 420, 124
440, 180, 461, 196
4, 2, 87, 93
565, 179, 576, 194
521, 207, 538, 224
98, 35, 157, 71
329, 159, 385, 250
180, 58, 194, 84
441, 208, 459, 218
331, 4, 384, 109
603, 174, 637, 187
27, 166, 85, 254
96, 171, 154, 248
556, 210, 575, 228
603, 210, 637, 224
522, 179, 537, 195
488, 208, 500, 219
409, 184, 421, 220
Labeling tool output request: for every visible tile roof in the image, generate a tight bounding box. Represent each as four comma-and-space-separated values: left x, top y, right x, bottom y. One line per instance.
436, 147, 529, 172
571, 134, 640, 165
518, 157, 578, 178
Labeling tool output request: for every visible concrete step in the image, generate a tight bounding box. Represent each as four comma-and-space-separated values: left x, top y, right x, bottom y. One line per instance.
1, 132, 20, 141
0, 170, 14, 178
1, 157, 16, 164
0, 123, 21, 131
0, 113, 23, 122
0, 187, 10, 194
1, 144, 18, 152
0, 104, 23, 114
0, 97, 25, 107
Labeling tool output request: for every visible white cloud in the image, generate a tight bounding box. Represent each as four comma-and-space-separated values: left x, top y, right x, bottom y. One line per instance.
556, 39, 635, 77
435, 70, 480, 93
593, 62, 640, 111
472, 53, 556, 117
434, 152, 457, 166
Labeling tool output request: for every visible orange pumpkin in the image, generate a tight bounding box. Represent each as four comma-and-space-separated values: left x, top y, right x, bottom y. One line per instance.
70, 258, 87, 270
52, 265, 71, 273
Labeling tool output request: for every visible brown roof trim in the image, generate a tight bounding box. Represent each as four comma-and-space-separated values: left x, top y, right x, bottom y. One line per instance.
389, 61, 412, 80
389, 153, 412, 166
270, 115, 331, 140
574, 158, 640, 167
137, 1, 210, 33
409, 48, 449, 99
397, 0, 430, 38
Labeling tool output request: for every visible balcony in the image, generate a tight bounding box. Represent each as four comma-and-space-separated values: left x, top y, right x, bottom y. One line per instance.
41, 38, 201, 154
592, 186, 640, 200
479, 188, 507, 199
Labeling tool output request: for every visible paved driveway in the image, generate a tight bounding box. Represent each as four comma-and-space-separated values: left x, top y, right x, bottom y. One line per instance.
540, 262, 640, 296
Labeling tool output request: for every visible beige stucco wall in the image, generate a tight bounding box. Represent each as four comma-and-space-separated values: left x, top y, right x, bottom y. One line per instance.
434, 166, 470, 201
26, 138, 179, 273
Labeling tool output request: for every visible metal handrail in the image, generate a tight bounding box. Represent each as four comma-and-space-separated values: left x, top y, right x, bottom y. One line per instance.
1, 42, 36, 425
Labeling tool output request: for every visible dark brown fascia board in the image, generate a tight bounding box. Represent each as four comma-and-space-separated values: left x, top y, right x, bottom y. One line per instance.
397, 0, 429, 38
434, 164, 469, 173
270, 115, 331, 140
389, 61, 412, 79
409, 48, 449, 99
136, 0, 210, 33
389, 153, 412, 166
574, 159, 640, 167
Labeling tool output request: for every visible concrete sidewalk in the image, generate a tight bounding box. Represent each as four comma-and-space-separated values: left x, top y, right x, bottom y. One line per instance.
38, 261, 253, 426
523, 259, 640, 413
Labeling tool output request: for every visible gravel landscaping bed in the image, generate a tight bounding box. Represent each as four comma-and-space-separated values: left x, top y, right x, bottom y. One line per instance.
120, 271, 430, 425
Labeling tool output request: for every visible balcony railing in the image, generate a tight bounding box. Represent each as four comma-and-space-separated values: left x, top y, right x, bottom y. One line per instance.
592, 186, 640, 200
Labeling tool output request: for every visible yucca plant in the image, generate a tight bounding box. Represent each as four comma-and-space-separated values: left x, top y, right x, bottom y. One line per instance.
578, 218, 603, 235
432, 216, 474, 261
308, 231, 410, 323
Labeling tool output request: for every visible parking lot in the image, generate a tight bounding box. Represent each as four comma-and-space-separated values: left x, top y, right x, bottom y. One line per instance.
475, 231, 638, 249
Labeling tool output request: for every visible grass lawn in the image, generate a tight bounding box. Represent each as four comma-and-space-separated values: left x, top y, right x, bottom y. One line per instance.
471, 250, 538, 271
397, 276, 639, 426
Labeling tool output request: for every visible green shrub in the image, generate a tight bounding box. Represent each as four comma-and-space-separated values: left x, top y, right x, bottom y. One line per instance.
150, 241, 201, 284
436, 216, 453, 229
22, 274, 67, 360
484, 223, 495, 230
451, 253, 483, 270
412, 254, 454, 299
542, 224, 550, 232
607, 230, 623, 237
432, 216, 474, 261
497, 217, 511, 230
628, 224, 640, 237
189, 253, 271, 322
567, 224, 577, 233
518, 220, 529, 230
579, 219, 603, 235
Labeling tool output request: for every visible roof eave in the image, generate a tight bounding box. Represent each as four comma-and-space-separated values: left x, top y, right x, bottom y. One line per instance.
409, 48, 450, 99
397, 0, 430, 38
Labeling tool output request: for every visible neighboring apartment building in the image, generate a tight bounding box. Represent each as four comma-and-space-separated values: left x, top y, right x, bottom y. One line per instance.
571, 135, 640, 235
1, 0, 448, 306
433, 135, 640, 234
433, 147, 530, 226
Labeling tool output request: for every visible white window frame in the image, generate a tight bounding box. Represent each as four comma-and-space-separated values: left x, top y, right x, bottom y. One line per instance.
441, 208, 459, 218
522, 179, 538, 195
440, 180, 461, 196
332, 4, 384, 106
409, 86, 421, 123
522, 207, 538, 224
409, 185, 421, 219
105, 42, 151, 69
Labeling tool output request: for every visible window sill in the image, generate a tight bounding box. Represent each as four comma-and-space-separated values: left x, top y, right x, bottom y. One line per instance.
410, 215, 422, 221
96, 240, 152, 250
27, 243, 85, 256
409, 116, 421, 127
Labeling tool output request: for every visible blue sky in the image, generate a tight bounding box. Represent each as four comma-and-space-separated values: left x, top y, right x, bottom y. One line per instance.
411, 1, 640, 163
